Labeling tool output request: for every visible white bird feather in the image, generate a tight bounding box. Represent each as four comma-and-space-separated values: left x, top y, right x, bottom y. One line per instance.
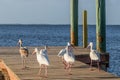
34, 48, 50, 66
88, 42, 100, 61
57, 49, 66, 57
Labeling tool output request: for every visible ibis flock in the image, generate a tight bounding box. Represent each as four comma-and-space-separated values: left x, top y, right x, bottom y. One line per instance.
17, 39, 101, 77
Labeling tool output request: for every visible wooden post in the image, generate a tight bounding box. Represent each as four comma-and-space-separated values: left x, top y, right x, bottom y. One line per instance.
82, 10, 88, 48
70, 0, 78, 46
96, 0, 106, 52
96, 0, 108, 71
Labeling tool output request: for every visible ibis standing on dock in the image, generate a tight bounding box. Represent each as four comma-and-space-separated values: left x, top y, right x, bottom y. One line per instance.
18, 39, 29, 69
32, 46, 50, 78
58, 42, 75, 75
87, 42, 100, 71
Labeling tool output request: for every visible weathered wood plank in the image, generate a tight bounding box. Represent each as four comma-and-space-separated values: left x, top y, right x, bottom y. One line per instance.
0, 47, 119, 80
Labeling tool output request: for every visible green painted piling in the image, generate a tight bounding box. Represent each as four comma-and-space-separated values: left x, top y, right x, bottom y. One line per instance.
82, 10, 88, 48
96, 0, 106, 52
70, 0, 78, 46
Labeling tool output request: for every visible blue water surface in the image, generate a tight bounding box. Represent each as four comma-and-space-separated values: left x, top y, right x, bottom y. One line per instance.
0, 24, 120, 76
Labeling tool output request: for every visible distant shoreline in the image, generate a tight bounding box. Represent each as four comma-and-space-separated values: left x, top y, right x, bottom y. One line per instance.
0, 24, 119, 26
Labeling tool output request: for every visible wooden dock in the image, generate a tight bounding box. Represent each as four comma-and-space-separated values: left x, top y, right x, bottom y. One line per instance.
0, 46, 119, 80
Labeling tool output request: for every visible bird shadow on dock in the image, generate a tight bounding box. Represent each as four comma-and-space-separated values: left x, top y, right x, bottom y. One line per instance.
73, 65, 89, 69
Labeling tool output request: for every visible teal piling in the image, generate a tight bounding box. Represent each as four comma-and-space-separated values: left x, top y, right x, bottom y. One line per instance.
70, 0, 78, 46
96, 0, 108, 71
96, 0, 106, 52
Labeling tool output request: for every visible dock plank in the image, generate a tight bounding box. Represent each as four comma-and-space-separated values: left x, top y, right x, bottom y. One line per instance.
0, 47, 119, 80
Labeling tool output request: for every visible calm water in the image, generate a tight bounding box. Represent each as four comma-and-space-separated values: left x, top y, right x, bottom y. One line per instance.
0, 25, 120, 76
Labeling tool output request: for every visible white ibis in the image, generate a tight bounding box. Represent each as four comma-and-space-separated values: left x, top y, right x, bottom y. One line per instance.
32, 46, 50, 77
58, 42, 75, 75
87, 42, 101, 71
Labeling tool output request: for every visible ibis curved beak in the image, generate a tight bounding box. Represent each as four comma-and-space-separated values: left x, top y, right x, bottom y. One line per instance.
32, 50, 36, 55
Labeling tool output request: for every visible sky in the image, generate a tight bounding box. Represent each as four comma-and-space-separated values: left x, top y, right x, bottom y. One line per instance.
0, 0, 119, 25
